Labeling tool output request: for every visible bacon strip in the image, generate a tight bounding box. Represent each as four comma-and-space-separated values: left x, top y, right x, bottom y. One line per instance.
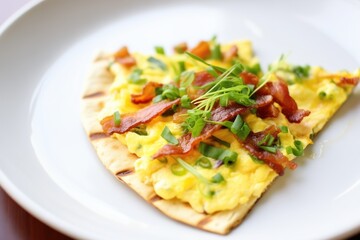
153, 103, 248, 159
101, 99, 180, 135
240, 72, 259, 86
223, 45, 238, 63
114, 46, 136, 68
190, 41, 211, 59
241, 125, 297, 175
131, 82, 163, 104
337, 76, 360, 87
174, 42, 188, 54
257, 80, 310, 123
193, 71, 216, 86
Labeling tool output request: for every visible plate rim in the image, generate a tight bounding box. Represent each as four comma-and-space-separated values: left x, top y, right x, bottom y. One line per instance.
0, 0, 359, 239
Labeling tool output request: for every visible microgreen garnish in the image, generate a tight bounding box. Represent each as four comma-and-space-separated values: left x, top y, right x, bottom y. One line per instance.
182, 109, 209, 137
199, 142, 238, 166
128, 68, 147, 85
180, 71, 195, 88
180, 95, 192, 108
175, 158, 209, 184
155, 46, 165, 55
286, 140, 304, 156
113, 111, 121, 126
147, 56, 167, 71
195, 157, 212, 169
154, 84, 180, 103
161, 126, 179, 145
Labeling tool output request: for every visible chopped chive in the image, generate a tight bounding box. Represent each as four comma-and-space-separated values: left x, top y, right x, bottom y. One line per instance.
211, 44, 222, 60
211, 136, 231, 148
155, 46, 165, 55
199, 142, 238, 166
259, 146, 277, 153
147, 56, 167, 71
267, 135, 275, 146
113, 111, 121, 126
318, 91, 327, 99
229, 115, 251, 141
195, 157, 212, 169
250, 155, 264, 164
178, 61, 186, 73
286, 140, 304, 156
131, 125, 148, 136
211, 173, 225, 183
279, 125, 289, 133
171, 163, 187, 176
128, 68, 147, 85
161, 126, 179, 145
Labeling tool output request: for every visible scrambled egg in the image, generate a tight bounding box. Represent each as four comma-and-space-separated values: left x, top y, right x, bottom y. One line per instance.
100, 40, 359, 214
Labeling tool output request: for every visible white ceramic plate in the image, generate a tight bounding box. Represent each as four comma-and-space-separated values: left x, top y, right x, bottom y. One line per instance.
1, 0, 360, 239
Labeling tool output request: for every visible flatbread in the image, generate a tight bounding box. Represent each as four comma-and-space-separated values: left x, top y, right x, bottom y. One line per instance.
81, 53, 358, 235
80, 55, 273, 234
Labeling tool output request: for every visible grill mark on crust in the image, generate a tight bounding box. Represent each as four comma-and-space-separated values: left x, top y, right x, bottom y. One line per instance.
83, 91, 105, 99
116, 168, 134, 178
197, 216, 213, 228
89, 132, 108, 140
149, 194, 163, 203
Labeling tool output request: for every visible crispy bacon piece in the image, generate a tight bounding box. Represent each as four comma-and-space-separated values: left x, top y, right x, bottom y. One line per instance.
241, 125, 297, 176
193, 71, 216, 86
240, 72, 259, 86
114, 46, 136, 68
190, 41, 211, 59
257, 80, 310, 123
174, 42, 188, 54
131, 82, 163, 104
257, 104, 280, 119
101, 99, 180, 135
223, 45, 238, 63
337, 76, 360, 87
153, 103, 248, 159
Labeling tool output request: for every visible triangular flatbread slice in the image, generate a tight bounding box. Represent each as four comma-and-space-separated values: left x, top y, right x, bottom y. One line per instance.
81, 41, 359, 234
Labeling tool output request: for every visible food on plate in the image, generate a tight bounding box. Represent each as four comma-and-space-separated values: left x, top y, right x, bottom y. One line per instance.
81, 38, 359, 234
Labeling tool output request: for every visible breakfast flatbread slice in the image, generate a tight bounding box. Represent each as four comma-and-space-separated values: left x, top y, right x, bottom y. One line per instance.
81, 40, 359, 234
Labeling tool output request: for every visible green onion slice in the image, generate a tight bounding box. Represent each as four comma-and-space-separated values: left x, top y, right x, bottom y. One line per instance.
161, 126, 179, 145
155, 46, 165, 55
147, 56, 167, 71
195, 157, 212, 169
171, 163, 187, 176
199, 142, 238, 166
211, 173, 225, 183
279, 125, 289, 133
113, 111, 121, 126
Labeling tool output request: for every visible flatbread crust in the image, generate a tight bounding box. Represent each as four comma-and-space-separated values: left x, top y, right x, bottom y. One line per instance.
80, 55, 276, 234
